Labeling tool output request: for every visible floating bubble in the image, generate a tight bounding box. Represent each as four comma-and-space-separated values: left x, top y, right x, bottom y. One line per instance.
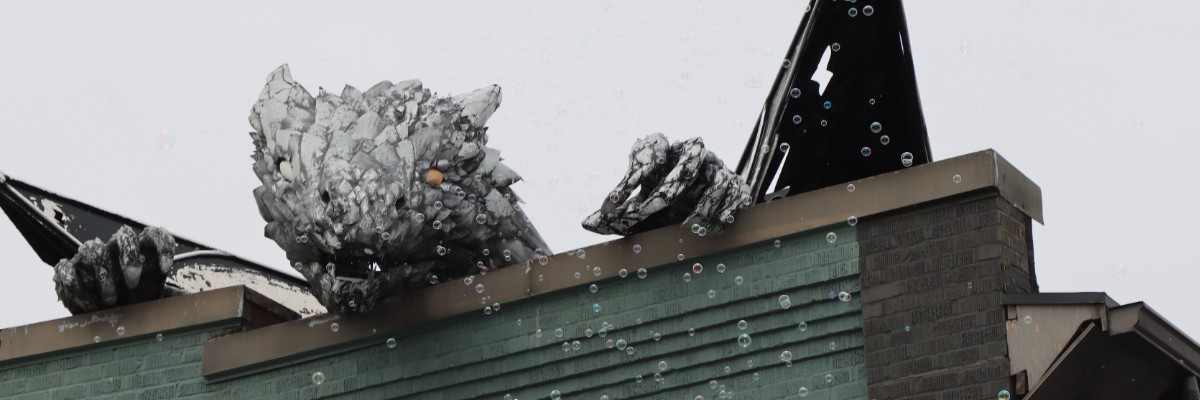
589, 284, 599, 293
330, 322, 340, 332
799, 387, 809, 397
689, 328, 697, 336
555, 328, 564, 337
847, 183, 856, 192
312, 371, 325, 385
429, 275, 439, 285
708, 290, 717, 299
952, 174, 962, 184
653, 372, 664, 383
626, 346, 636, 356
619, 268, 629, 278
550, 389, 562, 400
535, 329, 543, 338
905, 325, 911, 332
780, 350, 793, 362
632, 244, 642, 253
798, 321, 808, 331
847, 7, 858, 17
792, 115, 802, 124
475, 284, 485, 294
863, 5, 874, 16
783, 59, 792, 68
658, 360, 669, 371
737, 320, 748, 330
572, 340, 582, 351
829, 342, 837, 350
606, 339, 614, 348
838, 291, 852, 302
116, 326, 125, 336
825, 373, 834, 383
880, 135, 891, 145
576, 249, 587, 259
823, 100, 832, 109
538, 255, 549, 265
774, 239, 782, 248
653, 332, 662, 341
677, 253, 685, 261
386, 338, 397, 348
293, 261, 303, 271
901, 152, 914, 167
593, 303, 602, 313
735, 276, 744, 285
826, 232, 837, 244
998, 390, 1012, 400
779, 295, 792, 309
692, 263, 703, 274
637, 268, 648, 279
155, 333, 163, 342
436, 245, 448, 256
737, 333, 752, 348
789, 88, 801, 98
484, 306, 493, 315
1024, 315, 1033, 324
861, 147, 872, 157
847, 216, 858, 226
616, 339, 627, 350
683, 273, 692, 282
635, 375, 643, 383
716, 263, 726, 273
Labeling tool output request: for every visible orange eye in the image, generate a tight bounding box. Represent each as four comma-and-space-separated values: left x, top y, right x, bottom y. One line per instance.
425, 169, 444, 186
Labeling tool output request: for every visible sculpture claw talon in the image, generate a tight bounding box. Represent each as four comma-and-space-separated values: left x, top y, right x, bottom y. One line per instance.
53, 226, 177, 314
583, 133, 752, 237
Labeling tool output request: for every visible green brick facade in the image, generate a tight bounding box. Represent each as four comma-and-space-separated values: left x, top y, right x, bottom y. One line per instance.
0, 226, 866, 400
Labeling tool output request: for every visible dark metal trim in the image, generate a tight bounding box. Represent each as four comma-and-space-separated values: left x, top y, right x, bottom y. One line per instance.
202, 149, 1044, 378
1002, 292, 1119, 309
1108, 302, 1200, 377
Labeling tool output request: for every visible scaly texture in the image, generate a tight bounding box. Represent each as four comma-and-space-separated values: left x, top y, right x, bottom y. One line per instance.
53, 226, 176, 314
583, 133, 752, 237
249, 65, 549, 314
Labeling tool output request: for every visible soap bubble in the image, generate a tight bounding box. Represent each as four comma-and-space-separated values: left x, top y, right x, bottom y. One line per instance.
116, 326, 125, 336
653, 372, 664, 383
436, 245, 448, 256
737, 333, 752, 348
593, 303, 602, 313
735, 276, 744, 285
861, 147, 872, 157
838, 291, 852, 302
658, 360, 669, 371
555, 328, 564, 337
998, 390, 1012, 400
779, 295, 792, 309
683, 273, 692, 282
825, 373, 834, 383
312, 371, 326, 385
774, 239, 781, 248
155, 333, 163, 342
737, 320, 748, 330
863, 5, 874, 16
953, 174, 962, 183
708, 290, 717, 299
901, 152, 914, 167
798, 321, 808, 331
847, 183, 856, 192
386, 338, 397, 348
689, 328, 697, 336
847, 7, 858, 17
572, 340, 582, 351
792, 115, 802, 124
637, 268, 648, 279
1024, 315, 1033, 324
616, 339, 627, 350
826, 232, 837, 244
880, 135, 891, 145
619, 268, 629, 278
823, 100, 832, 109
330, 322, 339, 332
475, 213, 487, 224
475, 284, 485, 294
550, 390, 562, 400
847, 216, 858, 226
789, 88, 801, 98
716, 263, 726, 273
780, 350, 793, 362
692, 263, 703, 273
799, 387, 809, 396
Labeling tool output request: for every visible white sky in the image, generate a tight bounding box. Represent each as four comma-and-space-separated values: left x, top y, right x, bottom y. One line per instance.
2, 1, 1199, 340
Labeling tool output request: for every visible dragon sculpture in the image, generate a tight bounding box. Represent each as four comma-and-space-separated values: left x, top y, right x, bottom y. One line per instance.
247, 65, 550, 314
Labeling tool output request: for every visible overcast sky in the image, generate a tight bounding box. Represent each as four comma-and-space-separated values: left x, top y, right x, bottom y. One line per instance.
2, 1, 1199, 339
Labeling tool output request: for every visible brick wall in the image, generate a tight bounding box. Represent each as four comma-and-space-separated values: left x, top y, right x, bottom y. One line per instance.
0, 225, 869, 399
859, 191, 1035, 399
